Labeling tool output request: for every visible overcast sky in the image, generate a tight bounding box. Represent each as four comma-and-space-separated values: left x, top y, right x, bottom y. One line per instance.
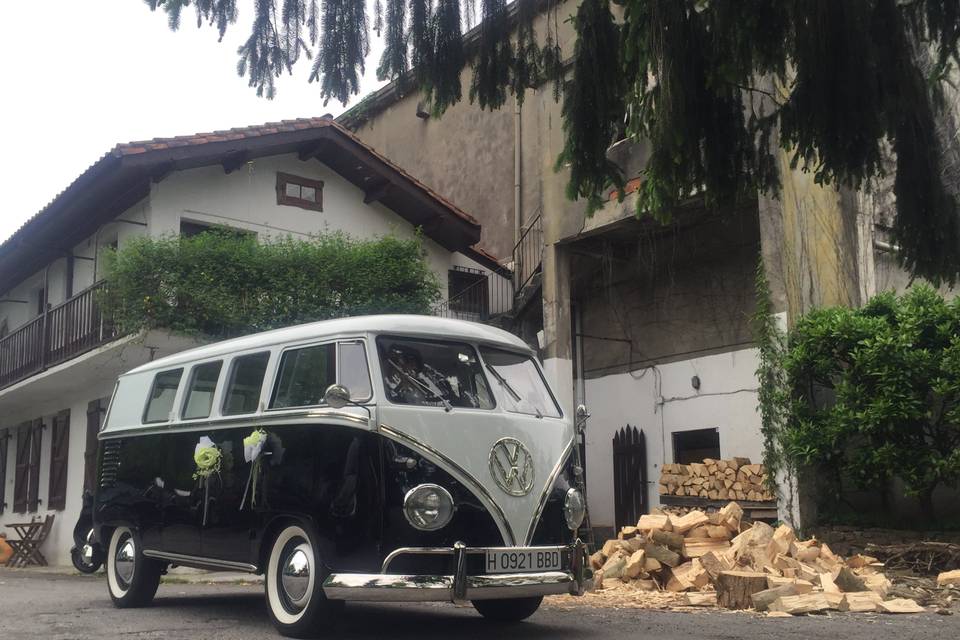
0, 0, 387, 244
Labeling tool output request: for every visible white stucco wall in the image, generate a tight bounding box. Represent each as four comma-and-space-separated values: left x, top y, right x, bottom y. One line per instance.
581, 347, 763, 528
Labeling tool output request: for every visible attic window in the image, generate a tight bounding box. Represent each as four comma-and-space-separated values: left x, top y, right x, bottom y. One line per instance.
277, 172, 323, 211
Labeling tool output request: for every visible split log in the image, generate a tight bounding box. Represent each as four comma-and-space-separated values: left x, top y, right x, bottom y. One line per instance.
937, 569, 960, 587
651, 529, 685, 551
645, 544, 681, 568
637, 514, 672, 531
683, 539, 731, 558
683, 592, 718, 607
589, 551, 605, 570
699, 550, 733, 581
834, 566, 867, 593
624, 550, 646, 579
768, 593, 833, 615
671, 510, 709, 534
876, 598, 925, 614
751, 584, 801, 612
839, 592, 882, 612
716, 571, 769, 609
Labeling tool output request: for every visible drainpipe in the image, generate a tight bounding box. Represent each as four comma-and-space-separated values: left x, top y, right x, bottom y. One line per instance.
514, 96, 522, 248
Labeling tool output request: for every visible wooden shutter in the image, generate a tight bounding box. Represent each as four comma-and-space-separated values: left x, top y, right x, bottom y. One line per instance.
13, 422, 31, 513
48, 409, 71, 511
83, 399, 106, 493
27, 418, 43, 512
0, 428, 8, 515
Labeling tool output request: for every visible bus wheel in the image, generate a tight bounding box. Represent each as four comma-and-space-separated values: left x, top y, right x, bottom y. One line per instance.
106, 526, 163, 608
265, 523, 341, 638
472, 596, 543, 622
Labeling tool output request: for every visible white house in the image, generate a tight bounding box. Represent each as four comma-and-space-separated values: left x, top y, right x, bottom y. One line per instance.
0, 116, 508, 565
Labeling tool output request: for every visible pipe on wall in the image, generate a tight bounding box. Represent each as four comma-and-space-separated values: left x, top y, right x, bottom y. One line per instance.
514, 95, 522, 247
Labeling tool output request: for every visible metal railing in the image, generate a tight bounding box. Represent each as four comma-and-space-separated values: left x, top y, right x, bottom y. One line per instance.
432, 271, 514, 322
512, 214, 544, 294
0, 281, 120, 391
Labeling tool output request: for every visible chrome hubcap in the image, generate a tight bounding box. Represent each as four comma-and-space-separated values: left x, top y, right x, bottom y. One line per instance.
280, 543, 312, 608
115, 536, 136, 586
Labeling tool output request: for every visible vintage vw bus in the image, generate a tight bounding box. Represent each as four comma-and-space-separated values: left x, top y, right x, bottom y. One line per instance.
94, 315, 591, 637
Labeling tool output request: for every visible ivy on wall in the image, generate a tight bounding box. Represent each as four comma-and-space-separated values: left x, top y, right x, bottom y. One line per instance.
99, 231, 441, 338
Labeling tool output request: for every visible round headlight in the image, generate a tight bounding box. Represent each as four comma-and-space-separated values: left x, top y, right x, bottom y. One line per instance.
403, 484, 455, 531
564, 487, 586, 531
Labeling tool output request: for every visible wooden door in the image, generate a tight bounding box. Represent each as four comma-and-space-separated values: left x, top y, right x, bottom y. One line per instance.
13, 422, 31, 513
27, 418, 43, 512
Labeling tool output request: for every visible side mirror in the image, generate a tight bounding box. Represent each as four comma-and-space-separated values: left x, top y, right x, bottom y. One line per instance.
575, 404, 590, 431
324, 384, 352, 409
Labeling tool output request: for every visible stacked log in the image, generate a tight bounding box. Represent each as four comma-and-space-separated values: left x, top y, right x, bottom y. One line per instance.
659, 458, 776, 502
588, 502, 928, 615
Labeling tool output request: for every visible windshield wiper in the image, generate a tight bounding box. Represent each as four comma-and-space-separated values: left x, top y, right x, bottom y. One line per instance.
484, 363, 543, 418
388, 359, 453, 412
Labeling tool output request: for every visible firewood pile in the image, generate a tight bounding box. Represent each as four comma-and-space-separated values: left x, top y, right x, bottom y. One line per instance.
589, 502, 941, 615
659, 458, 775, 502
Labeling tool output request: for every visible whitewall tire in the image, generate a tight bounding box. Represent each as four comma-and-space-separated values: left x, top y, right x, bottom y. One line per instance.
265, 523, 341, 638
106, 527, 163, 608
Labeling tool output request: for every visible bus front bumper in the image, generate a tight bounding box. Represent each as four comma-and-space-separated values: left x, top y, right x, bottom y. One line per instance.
321, 540, 593, 603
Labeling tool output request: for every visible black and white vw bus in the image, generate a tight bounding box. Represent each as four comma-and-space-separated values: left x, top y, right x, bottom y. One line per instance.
94, 315, 591, 636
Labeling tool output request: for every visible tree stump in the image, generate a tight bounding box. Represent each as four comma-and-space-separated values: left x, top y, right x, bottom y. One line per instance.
716, 570, 769, 609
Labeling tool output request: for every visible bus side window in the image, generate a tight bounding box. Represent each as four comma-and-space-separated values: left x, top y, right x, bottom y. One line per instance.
222, 352, 270, 415
338, 342, 372, 401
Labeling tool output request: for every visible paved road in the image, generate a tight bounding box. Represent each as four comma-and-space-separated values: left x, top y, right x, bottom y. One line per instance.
1, 570, 957, 640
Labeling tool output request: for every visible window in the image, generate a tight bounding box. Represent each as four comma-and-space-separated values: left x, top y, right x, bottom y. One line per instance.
144, 369, 184, 423
672, 428, 721, 465
276, 172, 323, 211
47, 409, 70, 511
222, 352, 270, 415
338, 341, 372, 401
378, 337, 494, 410
271, 344, 336, 409
180, 220, 254, 240
479, 348, 562, 418
447, 267, 489, 316
182, 361, 223, 419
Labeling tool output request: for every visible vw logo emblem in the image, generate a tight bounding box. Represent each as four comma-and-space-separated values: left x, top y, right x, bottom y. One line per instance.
489, 437, 535, 497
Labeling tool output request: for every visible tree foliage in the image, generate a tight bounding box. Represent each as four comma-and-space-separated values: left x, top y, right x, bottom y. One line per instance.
100, 231, 440, 338
783, 285, 960, 522
143, 0, 960, 283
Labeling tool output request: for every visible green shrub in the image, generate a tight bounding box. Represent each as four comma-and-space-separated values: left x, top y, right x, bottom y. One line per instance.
100, 231, 441, 338
784, 285, 960, 523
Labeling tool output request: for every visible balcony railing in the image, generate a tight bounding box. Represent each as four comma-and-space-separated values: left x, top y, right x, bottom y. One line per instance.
432, 271, 514, 322
513, 214, 544, 294
0, 281, 120, 391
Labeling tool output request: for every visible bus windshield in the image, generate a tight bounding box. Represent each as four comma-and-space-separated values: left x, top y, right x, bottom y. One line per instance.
479, 348, 561, 418
377, 337, 495, 410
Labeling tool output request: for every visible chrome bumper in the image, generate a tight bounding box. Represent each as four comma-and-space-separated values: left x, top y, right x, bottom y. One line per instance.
322, 540, 592, 603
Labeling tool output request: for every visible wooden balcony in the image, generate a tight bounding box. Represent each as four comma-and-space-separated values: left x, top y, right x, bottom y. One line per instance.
0, 281, 121, 391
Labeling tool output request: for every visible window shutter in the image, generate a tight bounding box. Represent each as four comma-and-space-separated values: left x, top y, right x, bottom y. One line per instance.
27, 418, 43, 512
48, 409, 71, 511
13, 422, 31, 513
0, 428, 9, 515
83, 399, 105, 493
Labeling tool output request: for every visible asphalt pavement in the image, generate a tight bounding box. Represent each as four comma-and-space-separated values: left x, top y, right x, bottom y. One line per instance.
1, 570, 957, 640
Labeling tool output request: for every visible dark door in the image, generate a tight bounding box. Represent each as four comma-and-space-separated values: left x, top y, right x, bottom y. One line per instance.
159, 432, 204, 556
201, 428, 258, 563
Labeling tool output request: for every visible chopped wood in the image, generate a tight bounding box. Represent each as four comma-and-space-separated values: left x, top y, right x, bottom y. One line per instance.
644, 557, 662, 573
716, 571, 769, 609
601, 539, 622, 557
624, 550, 646, 579
834, 566, 867, 593
752, 584, 803, 612
645, 544, 681, 568
793, 545, 821, 563
651, 529, 685, 551
601, 551, 628, 579
687, 525, 712, 539
819, 572, 840, 593
864, 573, 892, 598
845, 554, 879, 569
706, 525, 732, 540
839, 591, 882, 612
637, 514, 672, 531
683, 539, 732, 558
589, 551, 605, 570
768, 593, 833, 615
937, 569, 960, 587
876, 598, 925, 614
671, 510, 710, 534
683, 592, 717, 607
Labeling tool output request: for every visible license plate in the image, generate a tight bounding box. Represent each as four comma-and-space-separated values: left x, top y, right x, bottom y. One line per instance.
485, 548, 562, 574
